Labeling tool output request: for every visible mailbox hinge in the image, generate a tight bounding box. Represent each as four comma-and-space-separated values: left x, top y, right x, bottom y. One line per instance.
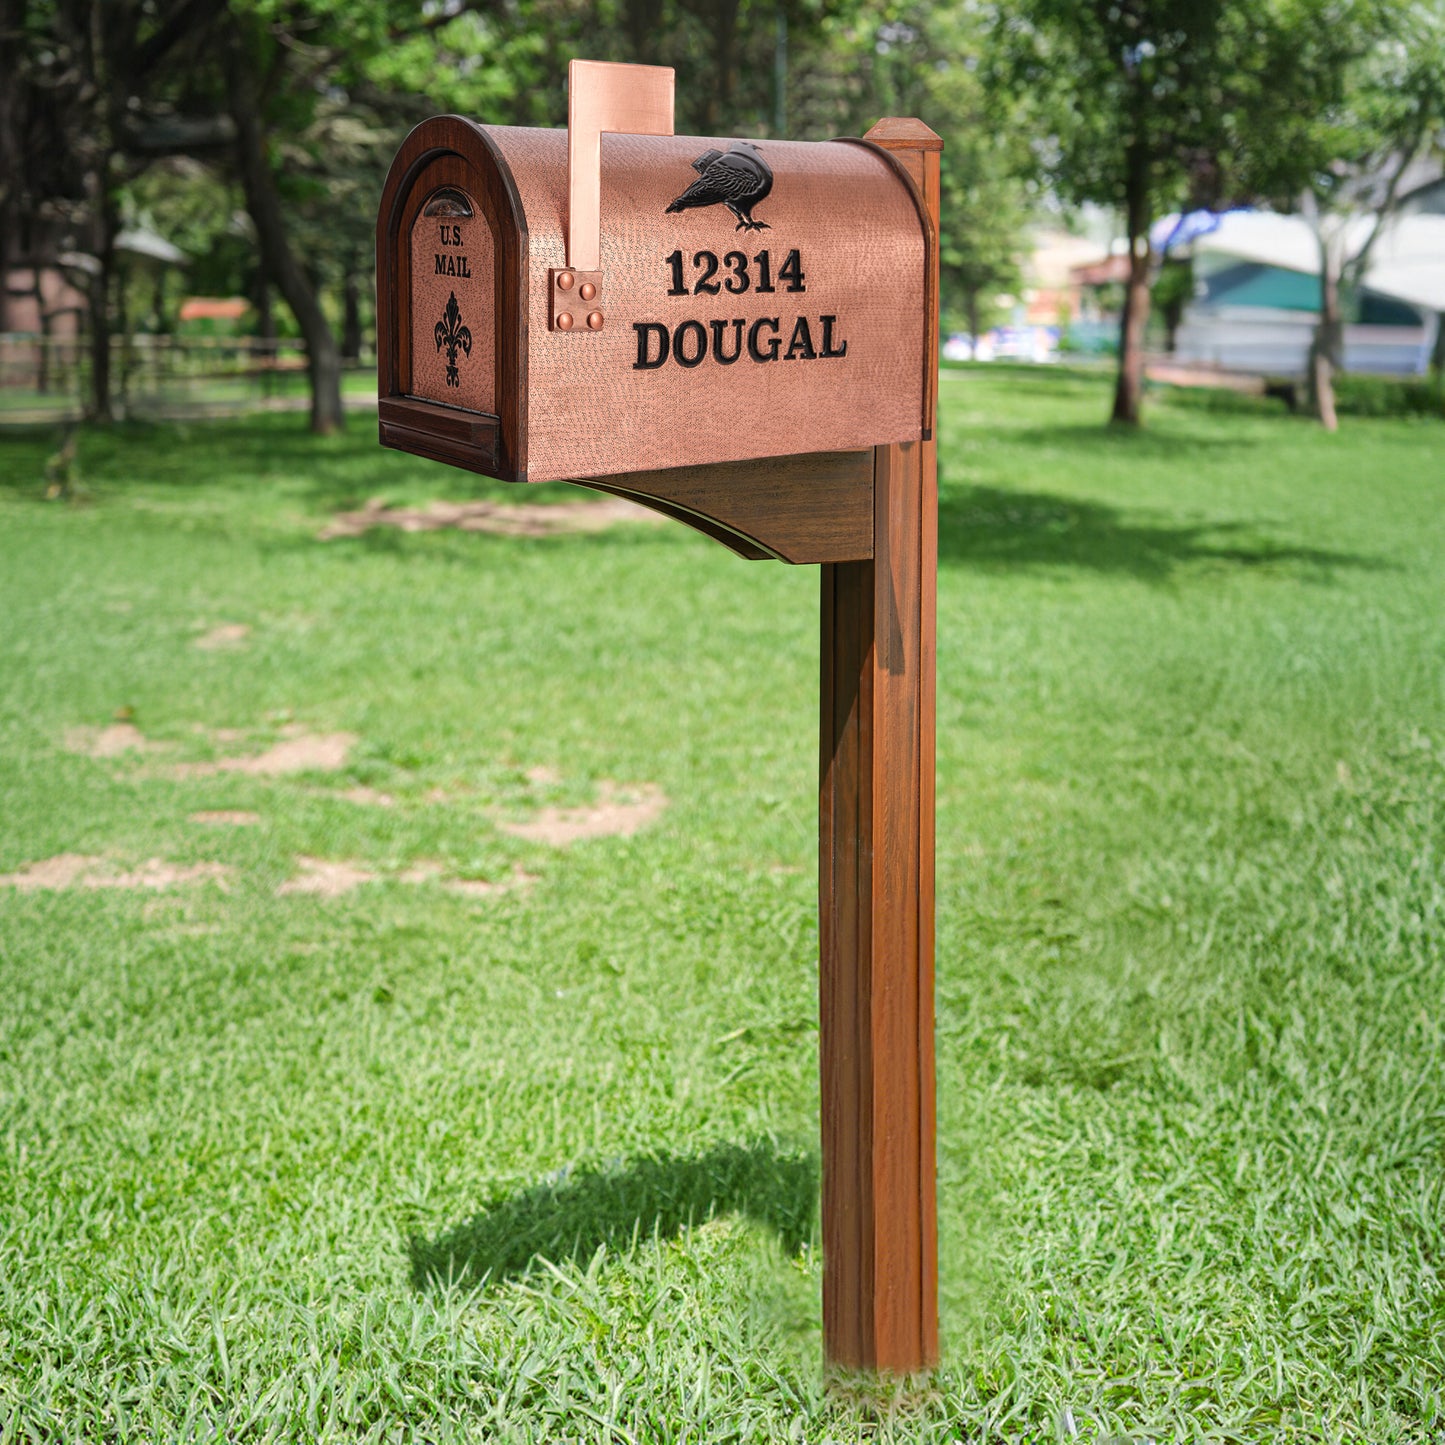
548, 268, 605, 333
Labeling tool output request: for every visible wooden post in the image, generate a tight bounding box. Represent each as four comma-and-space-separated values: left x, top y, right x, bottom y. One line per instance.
818, 116, 941, 1373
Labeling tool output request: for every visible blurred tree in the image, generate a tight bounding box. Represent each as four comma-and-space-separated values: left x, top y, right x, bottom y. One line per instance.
810, 0, 1029, 342
8, 0, 1033, 426
220, 8, 349, 432
989, 0, 1382, 427
361, 0, 1031, 364
1150, 255, 1192, 352
360, 0, 841, 138
0, 0, 26, 337
3, 0, 235, 421
1254, 1, 1445, 429
211, 0, 591, 429
1, 2, 176, 421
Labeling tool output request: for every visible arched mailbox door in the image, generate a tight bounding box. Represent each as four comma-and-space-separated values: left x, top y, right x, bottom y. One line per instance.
377, 61, 942, 1375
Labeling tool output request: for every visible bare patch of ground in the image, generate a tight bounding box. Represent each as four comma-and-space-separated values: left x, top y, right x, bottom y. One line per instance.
189, 810, 261, 826
174, 731, 356, 778
191, 725, 249, 744
67, 719, 354, 779
0, 854, 108, 889
0, 854, 231, 891
444, 867, 536, 899
195, 622, 251, 651
281, 857, 534, 899
1145, 360, 1267, 394
318, 495, 660, 541
64, 722, 169, 758
337, 786, 395, 807
525, 764, 562, 786
498, 781, 667, 847
399, 861, 535, 898
278, 857, 376, 898
89, 858, 231, 890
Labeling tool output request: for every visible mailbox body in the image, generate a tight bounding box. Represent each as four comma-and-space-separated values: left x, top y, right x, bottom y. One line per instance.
377, 117, 933, 484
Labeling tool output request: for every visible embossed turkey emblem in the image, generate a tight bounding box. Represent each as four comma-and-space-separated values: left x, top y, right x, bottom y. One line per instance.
665, 142, 773, 231
434, 290, 471, 388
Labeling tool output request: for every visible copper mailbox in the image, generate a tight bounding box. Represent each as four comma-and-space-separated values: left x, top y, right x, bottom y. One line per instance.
376, 67, 934, 496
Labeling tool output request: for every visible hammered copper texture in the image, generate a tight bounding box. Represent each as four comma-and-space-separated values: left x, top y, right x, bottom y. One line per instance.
483, 127, 925, 484
410, 194, 495, 414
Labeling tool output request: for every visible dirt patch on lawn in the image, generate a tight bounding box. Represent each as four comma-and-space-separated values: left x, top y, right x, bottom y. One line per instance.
0, 854, 109, 889
444, 873, 534, 899
337, 785, 396, 807
174, 732, 356, 778
399, 860, 536, 898
318, 495, 659, 541
66, 719, 355, 781
189, 810, 261, 826
278, 857, 376, 897
280, 857, 535, 899
64, 722, 170, 758
194, 622, 251, 650
193, 725, 249, 744
498, 781, 667, 847
0, 854, 231, 891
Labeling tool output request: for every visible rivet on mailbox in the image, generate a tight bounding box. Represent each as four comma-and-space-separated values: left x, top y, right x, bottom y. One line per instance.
376, 58, 944, 1375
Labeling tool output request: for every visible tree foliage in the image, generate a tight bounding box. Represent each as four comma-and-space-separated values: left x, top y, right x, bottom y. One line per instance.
793, 0, 1029, 336
987, 0, 1432, 426
21, 0, 1438, 438
1248, 0, 1445, 428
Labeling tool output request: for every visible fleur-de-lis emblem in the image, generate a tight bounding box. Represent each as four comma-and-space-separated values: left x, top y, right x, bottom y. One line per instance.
434, 290, 472, 388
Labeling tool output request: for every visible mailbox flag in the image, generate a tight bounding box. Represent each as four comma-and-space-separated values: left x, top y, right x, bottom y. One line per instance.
567, 59, 675, 273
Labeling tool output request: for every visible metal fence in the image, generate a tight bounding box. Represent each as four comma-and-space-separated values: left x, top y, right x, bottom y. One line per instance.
0, 334, 373, 422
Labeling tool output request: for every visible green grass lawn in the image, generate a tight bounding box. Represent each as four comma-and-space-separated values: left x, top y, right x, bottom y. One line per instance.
1, 371, 1442, 1442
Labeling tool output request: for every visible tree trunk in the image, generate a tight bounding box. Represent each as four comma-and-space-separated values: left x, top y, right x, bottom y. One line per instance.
624, 0, 663, 65
772, 6, 787, 136
0, 209, 10, 336
0, 1, 20, 341
223, 21, 342, 434
254, 270, 276, 358
701, 0, 740, 132
115, 256, 131, 412
966, 291, 981, 357
1428, 310, 1443, 386
1111, 149, 1151, 427
34, 270, 52, 393
1308, 247, 1342, 432
87, 265, 113, 422
1162, 293, 1183, 353
341, 263, 362, 363
86, 184, 117, 423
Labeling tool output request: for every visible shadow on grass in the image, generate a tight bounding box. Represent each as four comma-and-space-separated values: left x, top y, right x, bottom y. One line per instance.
0, 415, 516, 511
0, 416, 631, 525
939, 485, 1386, 582
1002, 421, 1263, 459
408, 1140, 817, 1290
